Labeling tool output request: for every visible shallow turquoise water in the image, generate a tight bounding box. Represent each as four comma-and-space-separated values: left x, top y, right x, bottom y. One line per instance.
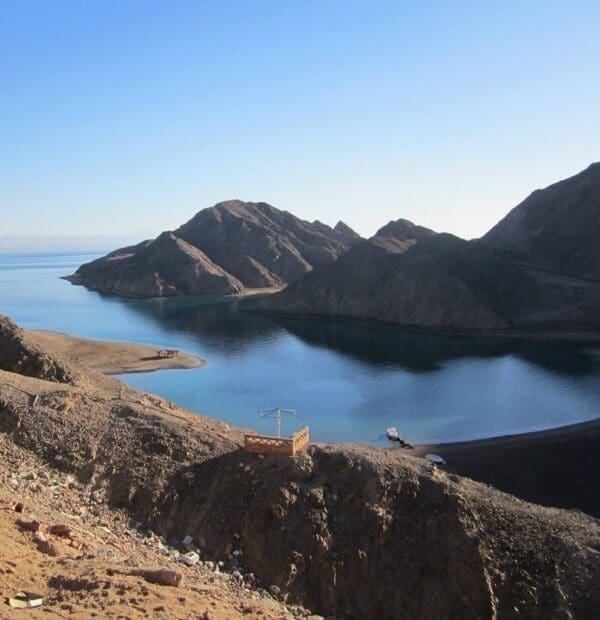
1, 252, 600, 444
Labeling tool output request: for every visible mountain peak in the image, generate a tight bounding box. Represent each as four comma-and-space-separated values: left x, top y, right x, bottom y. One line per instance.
375, 218, 436, 241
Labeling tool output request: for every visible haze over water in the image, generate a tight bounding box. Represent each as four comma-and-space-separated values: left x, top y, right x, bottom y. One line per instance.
2, 252, 600, 445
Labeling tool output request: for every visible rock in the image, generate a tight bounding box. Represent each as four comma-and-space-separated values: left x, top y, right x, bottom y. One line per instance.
16, 517, 40, 532
33, 533, 62, 557
138, 567, 183, 587
269, 585, 281, 596
48, 524, 74, 538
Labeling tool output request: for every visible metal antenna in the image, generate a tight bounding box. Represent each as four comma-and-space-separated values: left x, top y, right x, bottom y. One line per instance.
258, 407, 298, 438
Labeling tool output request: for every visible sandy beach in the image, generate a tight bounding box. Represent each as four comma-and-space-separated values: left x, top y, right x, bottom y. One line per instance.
414, 418, 600, 518
28, 330, 205, 375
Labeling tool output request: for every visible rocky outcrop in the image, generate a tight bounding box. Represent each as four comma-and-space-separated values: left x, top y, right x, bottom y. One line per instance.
484, 162, 600, 279
1, 317, 600, 618
333, 220, 363, 244
0, 315, 76, 384
72, 201, 360, 297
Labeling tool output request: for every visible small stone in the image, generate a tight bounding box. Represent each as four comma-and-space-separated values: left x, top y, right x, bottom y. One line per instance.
269, 585, 281, 596
34, 533, 63, 557
16, 517, 40, 532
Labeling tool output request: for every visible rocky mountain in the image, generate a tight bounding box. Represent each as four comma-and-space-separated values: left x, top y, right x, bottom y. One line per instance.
253, 167, 600, 334
484, 162, 600, 280
70, 200, 360, 297
253, 227, 572, 332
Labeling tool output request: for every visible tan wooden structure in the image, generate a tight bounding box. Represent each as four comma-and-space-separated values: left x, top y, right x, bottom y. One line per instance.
244, 426, 310, 455
157, 349, 179, 359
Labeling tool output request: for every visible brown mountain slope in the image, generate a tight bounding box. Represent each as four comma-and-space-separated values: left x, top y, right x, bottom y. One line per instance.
252, 227, 592, 332
72, 231, 244, 297
483, 162, 600, 279
175, 200, 355, 287
71, 201, 359, 297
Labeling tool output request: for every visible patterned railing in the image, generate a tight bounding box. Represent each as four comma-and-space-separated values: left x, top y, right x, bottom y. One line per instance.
244, 426, 310, 455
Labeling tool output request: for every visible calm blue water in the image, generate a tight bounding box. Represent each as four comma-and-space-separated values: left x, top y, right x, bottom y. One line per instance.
1, 252, 600, 444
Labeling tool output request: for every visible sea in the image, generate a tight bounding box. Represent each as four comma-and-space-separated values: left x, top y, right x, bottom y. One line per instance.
1, 252, 600, 445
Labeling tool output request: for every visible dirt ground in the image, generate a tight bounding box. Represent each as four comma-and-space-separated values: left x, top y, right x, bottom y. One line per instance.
28, 331, 205, 375
0, 434, 310, 619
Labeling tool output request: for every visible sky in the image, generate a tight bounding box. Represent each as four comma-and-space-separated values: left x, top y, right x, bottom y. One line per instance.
1, 1, 599, 247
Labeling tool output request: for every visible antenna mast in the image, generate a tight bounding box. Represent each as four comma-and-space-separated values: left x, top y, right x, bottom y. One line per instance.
258, 407, 298, 438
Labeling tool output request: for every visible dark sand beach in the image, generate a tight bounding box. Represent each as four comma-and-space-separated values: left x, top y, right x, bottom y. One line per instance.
415, 419, 600, 518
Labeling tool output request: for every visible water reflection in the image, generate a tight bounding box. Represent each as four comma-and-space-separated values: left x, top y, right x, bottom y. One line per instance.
124, 296, 600, 376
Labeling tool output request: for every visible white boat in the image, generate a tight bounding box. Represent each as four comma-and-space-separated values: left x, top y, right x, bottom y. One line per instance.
386, 427, 399, 440
425, 453, 446, 464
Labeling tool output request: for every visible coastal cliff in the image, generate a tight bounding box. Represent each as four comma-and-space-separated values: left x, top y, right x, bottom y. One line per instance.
1, 315, 599, 618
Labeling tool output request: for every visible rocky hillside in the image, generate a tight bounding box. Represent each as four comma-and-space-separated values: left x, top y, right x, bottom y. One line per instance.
1, 316, 600, 618
0, 315, 78, 384
484, 162, 600, 280
252, 221, 600, 333
70, 201, 360, 297
252, 165, 600, 334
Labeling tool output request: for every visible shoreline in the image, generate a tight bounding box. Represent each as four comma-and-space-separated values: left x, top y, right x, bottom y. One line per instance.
243, 306, 600, 344
24, 325, 600, 517
62, 274, 283, 301
412, 418, 600, 517
28, 329, 206, 375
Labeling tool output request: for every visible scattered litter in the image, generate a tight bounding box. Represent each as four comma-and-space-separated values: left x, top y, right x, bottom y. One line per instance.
8, 592, 44, 609
181, 551, 200, 566
425, 453, 446, 465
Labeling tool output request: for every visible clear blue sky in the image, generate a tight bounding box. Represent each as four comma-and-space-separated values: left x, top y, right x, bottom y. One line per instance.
1, 1, 599, 243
